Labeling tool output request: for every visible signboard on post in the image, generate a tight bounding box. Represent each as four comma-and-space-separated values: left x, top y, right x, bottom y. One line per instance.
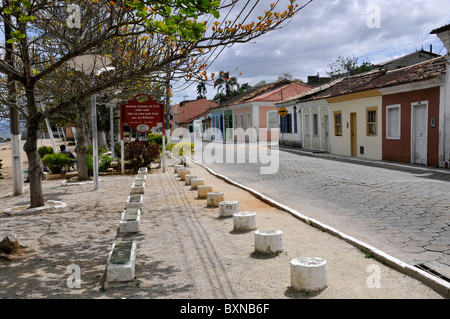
278, 106, 288, 118
120, 94, 165, 139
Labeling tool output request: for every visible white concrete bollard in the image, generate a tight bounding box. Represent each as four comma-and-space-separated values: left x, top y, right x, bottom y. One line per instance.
206, 192, 224, 207
178, 168, 191, 181
126, 194, 143, 210
185, 174, 197, 186
290, 257, 328, 292
190, 178, 205, 190
106, 240, 137, 283
198, 185, 213, 199
174, 165, 183, 174
130, 180, 145, 194
254, 229, 283, 254
119, 208, 141, 233
138, 167, 148, 174
219, 201, 239, 217
233, 211, 256, 231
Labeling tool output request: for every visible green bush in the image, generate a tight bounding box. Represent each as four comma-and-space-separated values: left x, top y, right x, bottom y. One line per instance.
147, 132, 168, 146
42, 153, 72, 174
38, 145, 54, 158
171, 142, 195, 157
87, 145, 107, 156
114, 141, 122, 158
99, 155, 113, 172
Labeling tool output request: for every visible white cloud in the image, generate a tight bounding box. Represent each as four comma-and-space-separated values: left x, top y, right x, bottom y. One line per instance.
172, 0, 450, 104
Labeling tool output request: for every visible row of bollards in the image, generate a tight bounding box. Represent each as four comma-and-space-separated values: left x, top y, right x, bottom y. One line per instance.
174, 163, 328, 292
106, 167, 148, 284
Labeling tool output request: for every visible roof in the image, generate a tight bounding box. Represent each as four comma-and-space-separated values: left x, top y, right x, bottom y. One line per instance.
247, 82, 314, 102
286, 56, 446, 104
430, 24, 450, 34
375, 49, 440, 67
176, 99, 218, 125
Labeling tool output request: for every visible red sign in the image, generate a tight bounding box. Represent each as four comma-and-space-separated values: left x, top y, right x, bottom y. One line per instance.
121, 94, 165, 139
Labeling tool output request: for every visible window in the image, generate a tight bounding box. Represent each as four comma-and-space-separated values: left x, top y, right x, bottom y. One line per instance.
366, 107, 378, 136
234, 114, 238, 129
304, 114, 310, 135
313, 114, 319, 136
281, 114, 292, 133
246, 113, 251, 130
386, 105, 401, 139
267, 111, 278, 129
334, 111, 342, 136
240, 114, 244, 129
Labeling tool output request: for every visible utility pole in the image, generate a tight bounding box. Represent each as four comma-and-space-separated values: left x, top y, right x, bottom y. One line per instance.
5, 1, 24, 195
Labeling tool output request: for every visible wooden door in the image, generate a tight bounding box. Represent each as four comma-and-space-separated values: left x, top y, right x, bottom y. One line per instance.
350, 113, 357, 156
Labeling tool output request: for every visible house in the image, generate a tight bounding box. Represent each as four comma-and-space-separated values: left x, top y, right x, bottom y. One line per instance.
375, 47, 440, 71
277, 44, 448, 168
209, 79, 314, 142
172, 99, 218, 137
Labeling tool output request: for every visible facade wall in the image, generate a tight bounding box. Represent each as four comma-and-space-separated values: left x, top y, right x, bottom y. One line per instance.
329, 95, 383, 160
382, 86, 440, 167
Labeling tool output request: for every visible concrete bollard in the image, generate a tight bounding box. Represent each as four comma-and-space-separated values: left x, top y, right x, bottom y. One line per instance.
254, 229, 283, 254
290, 257, 328, 292
174, 165, 183, 174
219, 201, 239, 217
190, 178, 205, 190
185, 174, 197, 186
207, 192, 224, 207
130, 180, 145, 194
233, 211, 256, 231
138, 167, 148, 175
198, 185, 213, 199
178, 168, 191, 181
126, 194, 143, 210
106, 240, 137, 283
119, 208, 141, 233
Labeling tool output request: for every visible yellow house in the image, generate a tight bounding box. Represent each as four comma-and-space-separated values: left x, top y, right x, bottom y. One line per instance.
327, 90, 383, 160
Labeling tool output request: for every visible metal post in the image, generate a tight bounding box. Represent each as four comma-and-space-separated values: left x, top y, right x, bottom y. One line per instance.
108, 103, 115, 160
92, 94, 99, 190
5, 2, 24, 195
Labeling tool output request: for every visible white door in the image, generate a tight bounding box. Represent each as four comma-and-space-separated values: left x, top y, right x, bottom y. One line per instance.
413, 104, 427, 165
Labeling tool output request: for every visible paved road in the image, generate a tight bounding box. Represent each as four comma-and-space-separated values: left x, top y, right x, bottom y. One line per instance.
194, 141, 450, 280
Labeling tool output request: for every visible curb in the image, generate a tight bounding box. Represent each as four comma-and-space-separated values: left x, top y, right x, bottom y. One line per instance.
195, 162, 450, 298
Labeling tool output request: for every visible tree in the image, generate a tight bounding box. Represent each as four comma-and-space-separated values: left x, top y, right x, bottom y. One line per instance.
327, 55, 375, 79
214, 71, 239, 96
0, 0, 312, 208
196, 81, 207, 99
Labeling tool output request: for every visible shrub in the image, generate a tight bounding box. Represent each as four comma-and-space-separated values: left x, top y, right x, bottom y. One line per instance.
38, 145, 54, 158
99, 155, 113, 172
114, 141, 122, 158
87, 145, 107, 156
124, 140, 160, 172
147, 132, 168, 146
42, 153, 72, 174
171, 142, 195, 157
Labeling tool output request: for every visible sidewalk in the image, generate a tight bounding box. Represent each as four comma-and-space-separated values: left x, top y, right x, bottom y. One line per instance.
0, 161, 446, 299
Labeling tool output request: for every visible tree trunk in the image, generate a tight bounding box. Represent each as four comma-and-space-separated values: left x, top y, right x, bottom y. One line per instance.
24, 119, 45, 208
75, 103, 89, 180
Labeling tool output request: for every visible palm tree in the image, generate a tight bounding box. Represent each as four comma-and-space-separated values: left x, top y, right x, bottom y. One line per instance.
214, 71, 239, 97
197, 81, 207, 99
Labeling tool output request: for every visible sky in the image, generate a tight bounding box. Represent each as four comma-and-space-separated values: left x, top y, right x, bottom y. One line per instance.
170, 0, 450, 104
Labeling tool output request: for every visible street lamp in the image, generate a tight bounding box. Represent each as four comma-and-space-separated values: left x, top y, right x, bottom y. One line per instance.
67, 55, 114, 190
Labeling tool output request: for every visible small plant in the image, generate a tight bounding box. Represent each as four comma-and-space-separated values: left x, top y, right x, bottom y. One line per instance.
171, 142, 195, 157
99, 154, 113, 172
42, 153, 72, 174
99, 287, 106, 292
364, 253, 373, 259
38, 145, 54, 158
306, 220, 312, 226
0, 159, 3, 180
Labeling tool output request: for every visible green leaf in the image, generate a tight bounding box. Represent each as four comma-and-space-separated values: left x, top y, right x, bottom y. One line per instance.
3, 8, 13, 14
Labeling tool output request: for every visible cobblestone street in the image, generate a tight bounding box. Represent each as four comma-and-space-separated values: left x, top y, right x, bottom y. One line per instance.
196, 142, 450, 280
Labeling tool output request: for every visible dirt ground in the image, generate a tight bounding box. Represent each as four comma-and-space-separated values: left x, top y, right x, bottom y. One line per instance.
0, 139, 446, 300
